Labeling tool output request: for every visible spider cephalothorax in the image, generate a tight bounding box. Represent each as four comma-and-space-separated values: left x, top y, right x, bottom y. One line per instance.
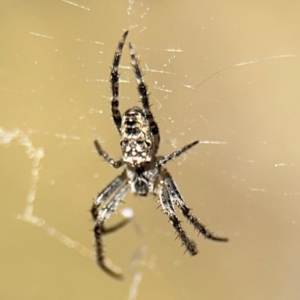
91, 30, 228, 279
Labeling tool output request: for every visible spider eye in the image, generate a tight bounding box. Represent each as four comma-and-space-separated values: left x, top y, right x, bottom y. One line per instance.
137, 140, 144, 145
145, 141, 151, 147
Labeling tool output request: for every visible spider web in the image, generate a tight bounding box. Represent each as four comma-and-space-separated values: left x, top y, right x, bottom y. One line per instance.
1, 1, 300, 300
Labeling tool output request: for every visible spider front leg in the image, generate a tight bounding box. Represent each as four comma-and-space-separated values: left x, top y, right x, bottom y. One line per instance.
164, 176, 228, 243
91, 171, 131, 234
159, 183, 198, 255
93, 184, 130, 279
94, 140, 123, 168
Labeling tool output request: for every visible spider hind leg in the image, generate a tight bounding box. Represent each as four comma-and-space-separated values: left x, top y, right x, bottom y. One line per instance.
110, 30, 129, 132
128, 41, 160, 148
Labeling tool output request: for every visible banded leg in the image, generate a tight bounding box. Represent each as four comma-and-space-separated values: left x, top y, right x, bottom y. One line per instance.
110, 30, 129, 132
128, 42, 160, 140
93, 184, 130, 279
164, 176, 228, 242
92, 171, 126, 211
157, 140, 199, 166
94, 140, 123, 168
160, 184, 197, 255
91, 171, 131, 234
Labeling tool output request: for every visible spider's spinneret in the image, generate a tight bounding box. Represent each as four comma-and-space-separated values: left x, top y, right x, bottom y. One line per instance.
120, 107, 155, 167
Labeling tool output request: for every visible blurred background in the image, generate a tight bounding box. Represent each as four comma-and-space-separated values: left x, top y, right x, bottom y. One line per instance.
1, 1, 300, 299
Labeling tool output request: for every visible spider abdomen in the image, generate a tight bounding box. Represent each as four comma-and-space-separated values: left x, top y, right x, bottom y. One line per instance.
120, 107, 154, 167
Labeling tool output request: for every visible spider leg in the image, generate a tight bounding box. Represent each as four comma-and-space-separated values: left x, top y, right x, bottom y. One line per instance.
159, 183, 198, 255
91, 170, 126, 217
164, 175, 228, 243
110, 30, 129, 132
157, 140, 199, 166
128, 42, 160, 145
91, 170, 131, 232
93, 184, 130, 279
94, 140, 123, 168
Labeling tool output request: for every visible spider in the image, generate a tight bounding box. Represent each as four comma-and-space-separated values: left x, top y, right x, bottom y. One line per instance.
91, 30, 228, 279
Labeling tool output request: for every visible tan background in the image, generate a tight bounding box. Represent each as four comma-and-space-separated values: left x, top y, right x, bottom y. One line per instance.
1, 1, 300, 299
